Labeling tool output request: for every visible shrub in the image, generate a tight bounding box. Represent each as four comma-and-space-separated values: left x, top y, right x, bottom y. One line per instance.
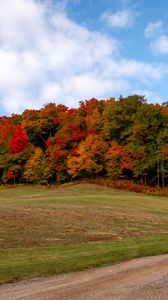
86, 178, 168, 197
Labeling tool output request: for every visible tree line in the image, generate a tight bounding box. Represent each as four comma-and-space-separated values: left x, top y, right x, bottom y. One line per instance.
0, 95, 167, 187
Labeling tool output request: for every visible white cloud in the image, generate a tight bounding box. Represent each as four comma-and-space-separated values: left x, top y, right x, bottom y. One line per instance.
145, 21, 163, 38
151, 35, 168, 54
102, 9, 136, 28
105, 59, 167, 80
145, 21, 168, 56
0, 0, 167, 114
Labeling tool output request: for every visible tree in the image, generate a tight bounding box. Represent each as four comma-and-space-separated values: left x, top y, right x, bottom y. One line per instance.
126, 103, 165, 184
24, 148, 51, 184
0, 97, 167, 186
46, 142, 68, 183
67, 134, 107, 178
102, 95, 145, 142
6, 165, 22, 184
105, 141, 124, 179
10, 126, 29, 154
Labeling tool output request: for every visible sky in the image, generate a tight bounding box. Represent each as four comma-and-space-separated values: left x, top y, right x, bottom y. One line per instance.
0, 0, 168, 115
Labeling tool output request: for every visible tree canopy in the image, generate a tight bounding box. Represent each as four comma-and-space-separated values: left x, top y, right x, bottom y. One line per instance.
0, 96, 167, 186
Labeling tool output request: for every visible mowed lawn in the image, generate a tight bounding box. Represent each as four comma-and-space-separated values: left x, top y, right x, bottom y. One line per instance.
0, 183, 168, 283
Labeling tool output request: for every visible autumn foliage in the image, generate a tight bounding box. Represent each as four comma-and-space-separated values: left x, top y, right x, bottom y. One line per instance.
10, 126, 29, 154
0, 96, 167, 187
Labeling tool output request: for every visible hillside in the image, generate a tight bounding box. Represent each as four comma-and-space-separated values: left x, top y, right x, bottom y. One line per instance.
0, 183, 168, 283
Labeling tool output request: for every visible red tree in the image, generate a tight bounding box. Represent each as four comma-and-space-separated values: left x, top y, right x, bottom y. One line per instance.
10, 126, 29, 154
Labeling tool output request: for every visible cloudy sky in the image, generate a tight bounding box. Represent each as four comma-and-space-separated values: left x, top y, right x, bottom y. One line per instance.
0, 0, 168, 115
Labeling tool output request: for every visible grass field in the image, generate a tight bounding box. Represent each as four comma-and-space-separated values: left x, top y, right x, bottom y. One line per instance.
0, 183, 168, 284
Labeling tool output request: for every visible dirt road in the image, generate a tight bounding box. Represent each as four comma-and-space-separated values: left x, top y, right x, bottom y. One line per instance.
1, 254, 168, 300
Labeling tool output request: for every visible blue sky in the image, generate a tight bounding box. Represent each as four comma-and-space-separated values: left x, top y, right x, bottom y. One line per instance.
0, 0, 168, 115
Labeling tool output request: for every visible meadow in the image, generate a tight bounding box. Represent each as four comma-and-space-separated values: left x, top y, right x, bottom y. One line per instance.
0, 183, 168, 283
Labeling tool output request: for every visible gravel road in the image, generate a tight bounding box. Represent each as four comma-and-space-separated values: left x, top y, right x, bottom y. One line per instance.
1, 254, 168, 300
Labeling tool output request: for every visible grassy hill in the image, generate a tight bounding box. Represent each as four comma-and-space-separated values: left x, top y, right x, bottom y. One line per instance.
0, 183, 168, 283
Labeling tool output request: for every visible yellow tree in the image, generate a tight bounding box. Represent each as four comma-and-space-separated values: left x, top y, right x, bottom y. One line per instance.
24, 147, 51, 184
67, 134, 107, 178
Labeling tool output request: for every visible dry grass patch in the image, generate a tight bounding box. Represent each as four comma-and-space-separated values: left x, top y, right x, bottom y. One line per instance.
0, 184, 168, 248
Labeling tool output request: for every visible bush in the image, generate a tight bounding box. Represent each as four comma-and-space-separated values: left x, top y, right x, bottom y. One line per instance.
86, 178, 168, 197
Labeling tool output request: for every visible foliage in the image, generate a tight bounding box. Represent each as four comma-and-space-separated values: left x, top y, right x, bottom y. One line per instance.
24, 148, 51, 184
10, 126, 29, 154
87, 178, 168, 197
67, 134, 107, 178
0, 96, 167, 186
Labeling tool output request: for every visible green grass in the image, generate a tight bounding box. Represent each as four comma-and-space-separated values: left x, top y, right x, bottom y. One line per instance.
0, 183, 168, 284
1, 237, 168, 284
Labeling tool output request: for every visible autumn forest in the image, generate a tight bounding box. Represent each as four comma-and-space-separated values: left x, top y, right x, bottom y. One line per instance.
0, 95, 168, 187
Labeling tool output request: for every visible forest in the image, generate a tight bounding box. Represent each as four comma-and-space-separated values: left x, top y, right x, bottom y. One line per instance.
0, 95, 167, 187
